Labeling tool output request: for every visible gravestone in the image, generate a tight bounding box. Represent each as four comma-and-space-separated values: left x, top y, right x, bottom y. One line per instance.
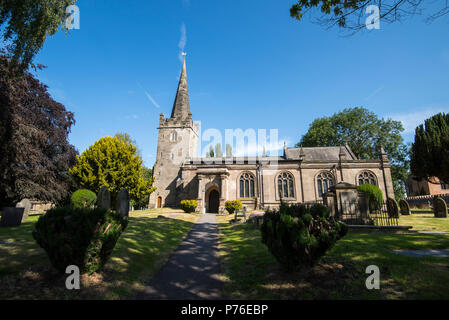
16, 198, 32, 219
97, 186, 111, 210
116, 189, 129, 219
386, 198, 400, 218
399, 199, 411, 215
0, 207, 25, 227
433, 197, 448, 218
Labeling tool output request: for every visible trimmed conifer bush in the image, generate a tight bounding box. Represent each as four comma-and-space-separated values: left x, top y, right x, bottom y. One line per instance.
225, 200, 242, 214
261, 202, 348, 270
71, 189, 97, 208
33, 206, 128, 274
357, 184, 384, 212
180, 200, 198, 213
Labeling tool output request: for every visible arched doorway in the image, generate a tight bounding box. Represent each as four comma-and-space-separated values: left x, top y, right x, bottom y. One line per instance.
208, 190, 220, 213
157, 197, 162, 208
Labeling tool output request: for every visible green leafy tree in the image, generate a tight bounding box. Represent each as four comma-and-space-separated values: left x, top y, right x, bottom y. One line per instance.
297, 107, 409, 199
115, 132, 142, 157
226, 144, 233, 157
142, 166, 153, 181
411, 113, 449, 184
0, 0, 78, 70
215, 143, 223, 157
69, 136, 156, 202
208, 145, 215, 158
290, 1, 448, 32
115, 132, 154, 208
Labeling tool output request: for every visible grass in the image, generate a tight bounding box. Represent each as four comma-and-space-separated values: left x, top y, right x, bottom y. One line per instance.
217, 214, 449, 299
0, 208, 198, 299
3, 209, 449, 300
399, 213, 449, 232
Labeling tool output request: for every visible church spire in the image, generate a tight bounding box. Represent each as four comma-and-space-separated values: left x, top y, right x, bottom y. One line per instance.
170, 57, 191, 120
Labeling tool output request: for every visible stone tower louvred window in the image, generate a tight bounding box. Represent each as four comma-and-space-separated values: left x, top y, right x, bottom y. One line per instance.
358, 171, 377, 186
278, 172, 294, 198
171, 131, 178, 142
317, 171, 335, 198
239, 173, 255, 198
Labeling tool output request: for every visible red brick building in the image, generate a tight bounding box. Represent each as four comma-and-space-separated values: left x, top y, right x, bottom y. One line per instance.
406, 175, 449, 197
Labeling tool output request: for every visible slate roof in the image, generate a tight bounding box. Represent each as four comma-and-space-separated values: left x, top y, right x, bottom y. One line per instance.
284, 146, 357, 161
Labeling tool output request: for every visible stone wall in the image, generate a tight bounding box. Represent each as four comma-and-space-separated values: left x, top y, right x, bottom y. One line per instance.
149, 114, 199, 208
173, 157, 394, 212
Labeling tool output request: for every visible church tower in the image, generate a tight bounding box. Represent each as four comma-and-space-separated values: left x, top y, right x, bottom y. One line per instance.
150, 58, 199, 208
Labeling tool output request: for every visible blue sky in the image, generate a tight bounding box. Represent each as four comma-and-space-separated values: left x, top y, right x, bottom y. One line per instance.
34, 0, 449, 167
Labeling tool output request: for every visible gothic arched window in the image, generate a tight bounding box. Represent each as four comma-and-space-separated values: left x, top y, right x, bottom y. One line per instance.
358, 171, 377, 186
239, 173, 255, 198
277, 172, 295, 198
316, 171, 335, 198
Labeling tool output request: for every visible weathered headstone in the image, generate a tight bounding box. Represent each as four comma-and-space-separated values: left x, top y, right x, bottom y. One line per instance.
116, 189, 129, 219
0, 207, 25, 227
386, 198, 400, 218
399, 199, 411, 215
433, 197, 448, 218
97, 186, 111, 210
16, 198, 32, 219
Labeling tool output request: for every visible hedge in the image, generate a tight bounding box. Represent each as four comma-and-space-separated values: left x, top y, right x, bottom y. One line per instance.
357, 184, 384, 212
225, 200, 242, 214
33, 206, 128, 274
180, 200, 198, 213
261, 202, 348, 270
71, 189, 97, 208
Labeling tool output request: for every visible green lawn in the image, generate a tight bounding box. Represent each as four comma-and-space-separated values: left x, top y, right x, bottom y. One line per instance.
217, 214, 449, 300
400, 213, 449, 232
0, 209, 198, 299
3, 209, 449, 300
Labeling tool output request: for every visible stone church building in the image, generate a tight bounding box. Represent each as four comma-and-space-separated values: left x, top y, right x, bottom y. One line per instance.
149, 60, 394, 213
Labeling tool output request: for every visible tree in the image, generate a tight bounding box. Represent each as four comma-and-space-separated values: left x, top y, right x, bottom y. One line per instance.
142, 166, 153, 181
114, 132, 142, 157
114, 132, 153, 209
215, 143, 223, 157
208, 145, 215, 158
226, 143, 233, 157
290, 1, 449, 33
69, 136, 156, 202
297, 107, 409, 199
0, 54, 77, 207
410, 113, 449, 184
0, 0, 78, 71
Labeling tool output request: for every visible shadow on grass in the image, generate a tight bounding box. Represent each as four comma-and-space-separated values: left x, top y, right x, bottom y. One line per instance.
218, 221, 449, 300
0, 214, 196, 299
0, 217, 48, 277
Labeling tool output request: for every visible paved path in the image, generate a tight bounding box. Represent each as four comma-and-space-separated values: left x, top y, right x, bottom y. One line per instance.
135, 213, 222, 300
393, 249, 449, 258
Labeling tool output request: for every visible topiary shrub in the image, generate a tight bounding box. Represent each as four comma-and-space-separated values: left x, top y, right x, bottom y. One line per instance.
180, 200, 198, 213
357, 184, 384, 212
261, 202, 348, 271
33, 206, 128, 274
225, 200, 242, 214
71, 189, 97, 208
